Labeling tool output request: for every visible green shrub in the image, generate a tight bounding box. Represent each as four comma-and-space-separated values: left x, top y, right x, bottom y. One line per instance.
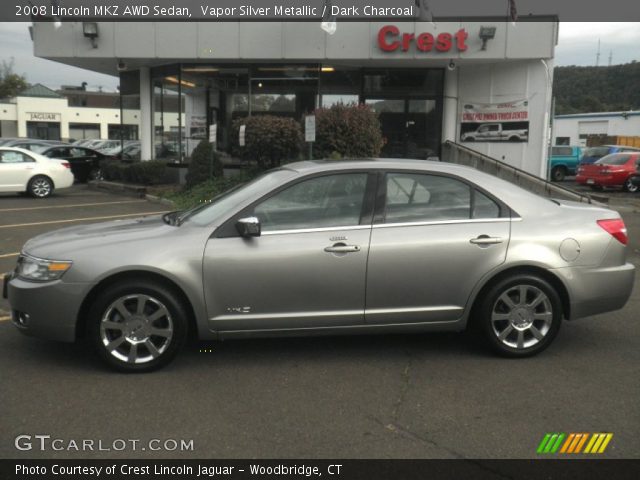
313, 104, 384, 159
102, 160, 167, 185
186, 140, 223, 188
166, 168, 262, 210
128, 160, 167, 185
231, 115, 303, 169
103, 162, 127, 181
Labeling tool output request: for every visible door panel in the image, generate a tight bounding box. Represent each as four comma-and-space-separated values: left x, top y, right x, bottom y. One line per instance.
365, 221, 509, 324
365, 171, 509, 325
203, 171, 373, 332
204, 228, 371, 331
0, 151, 34, 191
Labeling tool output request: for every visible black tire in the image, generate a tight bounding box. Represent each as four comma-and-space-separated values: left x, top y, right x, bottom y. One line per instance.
508, 136, 521, 142
28, 175, 54, 198
87, 279, 189, 372
623, 177, 639, 193
551, 166, 566, 182
476, 274, 562, 357
89, 167, 104, 181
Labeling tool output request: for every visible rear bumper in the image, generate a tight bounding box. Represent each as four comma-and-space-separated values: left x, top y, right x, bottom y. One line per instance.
575, 173, 627, 187
553, 262, 635, 320
6, 275, 90, 342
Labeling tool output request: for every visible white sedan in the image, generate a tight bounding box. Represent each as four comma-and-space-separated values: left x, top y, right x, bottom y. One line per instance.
0, 147, 75, 198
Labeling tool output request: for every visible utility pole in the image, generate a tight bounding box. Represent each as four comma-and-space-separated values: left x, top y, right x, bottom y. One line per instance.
608, 50, 613, 67
596, 38, 601, 66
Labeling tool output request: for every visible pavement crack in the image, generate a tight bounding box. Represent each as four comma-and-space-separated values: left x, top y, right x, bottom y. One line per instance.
391, 349, 413, 422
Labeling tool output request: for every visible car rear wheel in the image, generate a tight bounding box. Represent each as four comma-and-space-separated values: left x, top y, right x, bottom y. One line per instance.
88, 280, 188, 372
551, 166, 566, 182
623, 177, 639, 193
89, 167, 104, 181
477, 274, 562, 357
28, 175, 53, 198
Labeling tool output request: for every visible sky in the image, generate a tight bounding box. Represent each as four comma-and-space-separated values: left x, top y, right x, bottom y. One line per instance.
0, 22, 639, 93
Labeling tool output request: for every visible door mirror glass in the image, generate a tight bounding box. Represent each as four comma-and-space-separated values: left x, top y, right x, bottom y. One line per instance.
236, 216, 261, 237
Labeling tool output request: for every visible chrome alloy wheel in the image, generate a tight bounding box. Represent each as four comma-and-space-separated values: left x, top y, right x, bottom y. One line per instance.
490, 285, 553, 350
31, 178, 52, 197
99, 294, 174, 364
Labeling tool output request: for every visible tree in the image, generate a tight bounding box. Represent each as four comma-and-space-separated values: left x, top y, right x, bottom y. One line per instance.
0, 59, 28, 99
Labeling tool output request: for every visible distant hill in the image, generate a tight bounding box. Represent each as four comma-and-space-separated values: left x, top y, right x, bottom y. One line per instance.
553, 61, 640, 115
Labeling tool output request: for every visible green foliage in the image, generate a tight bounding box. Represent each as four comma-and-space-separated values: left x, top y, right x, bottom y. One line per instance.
186, 140, 223, 188
166, 168, 262, 210
0, 59, 28, 99
313, 104, 384, 159
102, 160, 167, 185
554, 61, 640, 114
231, 115, 303, 169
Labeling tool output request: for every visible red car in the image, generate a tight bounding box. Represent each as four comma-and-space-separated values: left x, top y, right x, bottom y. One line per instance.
576, 152, 640, 192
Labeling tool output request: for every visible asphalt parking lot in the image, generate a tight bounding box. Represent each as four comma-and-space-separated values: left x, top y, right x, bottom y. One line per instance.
1, 184, 639, 459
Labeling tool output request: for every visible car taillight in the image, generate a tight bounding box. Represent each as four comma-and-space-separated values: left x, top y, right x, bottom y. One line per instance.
62, 162, 71, 169
597, 219, 628, 245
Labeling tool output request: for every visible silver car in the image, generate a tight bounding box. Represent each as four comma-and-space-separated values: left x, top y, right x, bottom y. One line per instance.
4, 160, 635, 372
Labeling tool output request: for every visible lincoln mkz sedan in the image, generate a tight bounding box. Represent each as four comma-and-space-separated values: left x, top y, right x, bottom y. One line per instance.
3, 160, 635, 371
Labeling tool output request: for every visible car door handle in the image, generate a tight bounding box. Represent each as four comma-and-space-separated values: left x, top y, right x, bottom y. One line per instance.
470, 235, 504, 245
324, 244, 361, 253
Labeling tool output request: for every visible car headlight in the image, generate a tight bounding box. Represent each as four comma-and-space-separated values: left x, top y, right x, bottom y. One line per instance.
16, 254, 72, 282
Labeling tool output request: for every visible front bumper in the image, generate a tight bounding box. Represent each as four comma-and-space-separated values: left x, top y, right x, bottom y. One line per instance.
4, 274, 90, 342
553, 262, 636, 320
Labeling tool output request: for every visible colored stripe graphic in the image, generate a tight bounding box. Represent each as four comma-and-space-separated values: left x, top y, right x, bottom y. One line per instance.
584, 433, 614, 454
537, 433, 565, 454
539, 433, 614, 454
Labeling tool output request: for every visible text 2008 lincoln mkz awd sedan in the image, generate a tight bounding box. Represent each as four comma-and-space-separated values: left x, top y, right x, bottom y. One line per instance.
3, 160, 635, 371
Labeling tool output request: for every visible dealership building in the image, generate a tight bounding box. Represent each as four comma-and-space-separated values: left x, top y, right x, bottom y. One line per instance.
29, 19, 557, 176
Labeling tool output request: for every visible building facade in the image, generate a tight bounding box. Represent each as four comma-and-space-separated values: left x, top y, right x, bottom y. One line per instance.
0, 84, 179, 143
553, 111, 640, 146
31, 20, 557, 176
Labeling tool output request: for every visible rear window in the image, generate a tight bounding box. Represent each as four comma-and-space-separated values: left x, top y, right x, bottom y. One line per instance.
552, 146, 573, 156
582, 147, 610, 159
596, 153, 633, 165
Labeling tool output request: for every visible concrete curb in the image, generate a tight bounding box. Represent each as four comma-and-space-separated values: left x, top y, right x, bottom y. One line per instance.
88, 180, 176, 209
145, 194, 176, 209
88, 180, 146, 197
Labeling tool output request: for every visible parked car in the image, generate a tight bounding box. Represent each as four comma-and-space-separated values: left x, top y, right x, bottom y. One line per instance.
461, 123, 528, 142
0, 147, 74, 198
549, 146, 582, 181
579, 145, 640, 165
576, 152, 640, 192
40, 145, 116, 182
4, 159, 634, 371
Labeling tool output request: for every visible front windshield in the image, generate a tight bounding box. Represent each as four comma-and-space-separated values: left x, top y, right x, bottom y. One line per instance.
181, 168, 296, 226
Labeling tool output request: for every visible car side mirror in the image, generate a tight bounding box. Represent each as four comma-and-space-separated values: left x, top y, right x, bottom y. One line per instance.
236, 216, 261, 238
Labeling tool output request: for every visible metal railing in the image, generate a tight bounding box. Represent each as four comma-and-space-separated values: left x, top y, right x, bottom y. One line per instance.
442, 141, 603, 204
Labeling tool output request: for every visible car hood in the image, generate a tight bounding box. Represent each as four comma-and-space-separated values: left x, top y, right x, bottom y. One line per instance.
22, 214, 172, 259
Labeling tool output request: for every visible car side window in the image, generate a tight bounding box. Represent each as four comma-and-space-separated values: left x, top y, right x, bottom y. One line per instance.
48, 148, 69, 157
253, 173, 368, 232
0, 151, 33, 163
472, 190, 501, 219
384, 173, 471, 223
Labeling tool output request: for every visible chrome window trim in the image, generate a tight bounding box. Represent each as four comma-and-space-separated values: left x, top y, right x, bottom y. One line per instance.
373, 217, 514, 229
261, 225, 371, 236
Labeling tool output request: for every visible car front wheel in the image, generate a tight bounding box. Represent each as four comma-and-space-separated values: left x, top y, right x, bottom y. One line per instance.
88, 280, 188, 372
28, 175, 53, 198
477, 274, 562, 357
551, 166, 566, 182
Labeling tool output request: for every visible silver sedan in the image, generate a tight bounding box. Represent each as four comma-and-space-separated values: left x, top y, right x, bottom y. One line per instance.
4, 160, 635, 371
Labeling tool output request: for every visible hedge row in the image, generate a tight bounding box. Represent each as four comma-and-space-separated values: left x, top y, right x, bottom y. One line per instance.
102, 160, 167, 185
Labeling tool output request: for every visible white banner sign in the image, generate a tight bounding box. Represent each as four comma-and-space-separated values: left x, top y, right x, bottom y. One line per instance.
239, 125, 246, 147
209, 124, 217, 143
460, 99, 529, 143
305, 115, 316, 142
